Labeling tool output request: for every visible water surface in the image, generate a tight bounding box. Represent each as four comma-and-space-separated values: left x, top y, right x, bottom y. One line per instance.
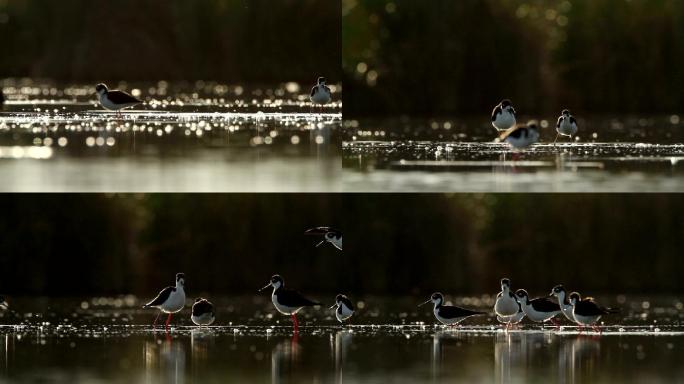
1, 295, 682, 383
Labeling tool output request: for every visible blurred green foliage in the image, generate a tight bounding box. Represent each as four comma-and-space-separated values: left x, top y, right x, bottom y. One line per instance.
0, 194, 682, 296
0, 0, 340, 82
343, 0, 684, 116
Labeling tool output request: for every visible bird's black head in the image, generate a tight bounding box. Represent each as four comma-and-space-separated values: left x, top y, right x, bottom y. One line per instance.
95, 83, 108, 94
500, 278, 511, 289
271, 274, 284, 286
335, 294, 346, 304
562, 109, 571, 115
569, 292, 581, 304
430, 292, 444, 303
194, 298, 202, 303
176, 273, 185, 285
318, 77, 326, 85
501, 99, 512, 107
551, 285, 566, 296
514, 289, 528, 301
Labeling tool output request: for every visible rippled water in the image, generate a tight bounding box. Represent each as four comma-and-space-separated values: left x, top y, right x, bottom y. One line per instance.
342, 117, 684, 192
0, 80, 342, 191
0, 296, 682, 383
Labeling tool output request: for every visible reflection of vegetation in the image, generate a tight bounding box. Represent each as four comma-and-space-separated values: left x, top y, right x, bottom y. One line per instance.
0, 0, 340, 82
343, 0, 684, 116
0, 194, 681, 295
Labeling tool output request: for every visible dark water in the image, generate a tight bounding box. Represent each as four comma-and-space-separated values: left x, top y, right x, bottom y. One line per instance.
1, 296, 682, 383
342, 117, 684, 192
0, 80, 342, 191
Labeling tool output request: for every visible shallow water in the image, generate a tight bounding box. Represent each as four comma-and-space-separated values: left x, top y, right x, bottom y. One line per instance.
342, 117, 684, 192
0, 80, 342, 191
0, 295, 682, 383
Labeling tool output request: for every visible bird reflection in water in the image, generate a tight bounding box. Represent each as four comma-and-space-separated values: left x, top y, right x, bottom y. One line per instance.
271, 334, 300, 384
144, 333, 186, 384
190, 328, 215, 380
494, 332, 601, 383
332, 330, 352, 384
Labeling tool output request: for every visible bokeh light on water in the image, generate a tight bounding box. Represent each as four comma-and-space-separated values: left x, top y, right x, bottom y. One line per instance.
0, 80, 342, 191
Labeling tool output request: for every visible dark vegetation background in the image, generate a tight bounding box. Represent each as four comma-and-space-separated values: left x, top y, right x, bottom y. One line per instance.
343, 0, 684, 116
0, 194, 682, 296
0, 0, 340, 83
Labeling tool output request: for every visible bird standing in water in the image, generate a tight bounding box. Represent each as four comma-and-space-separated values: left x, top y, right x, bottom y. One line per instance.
260, 274, 320, 333
310, 77, 332, 112
143, 273, 186, 330
555, 109, 578, 144
95, 83, 142, 118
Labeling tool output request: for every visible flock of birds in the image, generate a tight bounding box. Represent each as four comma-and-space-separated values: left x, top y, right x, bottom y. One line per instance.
491, 99, 579, 148
140, 271, 618, 335
93, 76, 332, 115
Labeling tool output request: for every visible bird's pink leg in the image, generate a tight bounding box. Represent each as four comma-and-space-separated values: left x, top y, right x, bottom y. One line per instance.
291, 314, 299, 334
153, 312, 161, 328
165, 313, 172, 330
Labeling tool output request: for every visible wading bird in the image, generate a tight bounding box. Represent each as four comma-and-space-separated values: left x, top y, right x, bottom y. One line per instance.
260, 274, 320, 333
555, 109, 578, 144
498, 121, 540, 149
191, 298, 216, 326
95, 83, 142, 117
550, 285, 577, 324
570, 292, 619, 333
514, 289, 561, 326
491, 99, 517, 131
419, 292, 485, 326
143, 273, 186, 330
330, 294, 355, 324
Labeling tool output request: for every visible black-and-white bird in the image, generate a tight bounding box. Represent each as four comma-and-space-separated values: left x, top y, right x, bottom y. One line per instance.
550, 285, 577, 323
495, 278, 524, 327
491, 99, 517, 131
514, 289, 561, 325
419, 292, 485, 326
310, 77, 332, 106
143, 273, 186, 329
569, 292, 619, 331
555, 109, 578, 144
498, 121, 540, 149
260, 274, 320, 333
305, 227, 342, 250
191, 298, 215, 326
0, 296, 8, 311
330, 294, 355, 324
95, 83, 141, 116
495, 278, 519, 317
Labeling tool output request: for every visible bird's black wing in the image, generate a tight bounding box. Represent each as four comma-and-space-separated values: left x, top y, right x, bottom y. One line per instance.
530, 297, 560, 313
574, 300, 606, 316
570, 116, 577, 125
491, 105, 502, 122
440, 305, 483, 318
192, 300, 213, 316
305, 226, 335, 235
143, 286, 175, 307
278, 288, 320, 307
107, 90, 142, 104
556, 116, 563, 128
310, 86, 318, 97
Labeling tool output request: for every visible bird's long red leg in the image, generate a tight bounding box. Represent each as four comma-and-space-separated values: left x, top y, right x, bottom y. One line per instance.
291, 314, 299, 334
165, 313, 172, 330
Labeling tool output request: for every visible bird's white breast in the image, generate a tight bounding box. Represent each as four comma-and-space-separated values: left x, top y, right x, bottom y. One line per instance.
493, 110, 516, 130
336, 304, 354, 322
572, 312, 600, 326
497, 310, 525, 324
192, 312, 215, 326
494, 294, 519, 316
310, 86, 331, 104
560, 303, 576, 322
558, 118, 577, 136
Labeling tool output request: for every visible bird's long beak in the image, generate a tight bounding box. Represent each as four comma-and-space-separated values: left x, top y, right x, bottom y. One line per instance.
315, 239, 325, 247
259, 283, 271, 292
418, 299, 431, 307
329, 304, 337, 309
